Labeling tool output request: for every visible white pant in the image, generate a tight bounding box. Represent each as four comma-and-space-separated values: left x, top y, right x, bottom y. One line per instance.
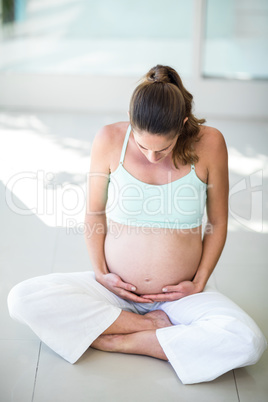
7, 271, 267, 384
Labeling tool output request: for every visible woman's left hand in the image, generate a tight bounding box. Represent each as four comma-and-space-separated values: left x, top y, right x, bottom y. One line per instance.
141, 281, 202, 302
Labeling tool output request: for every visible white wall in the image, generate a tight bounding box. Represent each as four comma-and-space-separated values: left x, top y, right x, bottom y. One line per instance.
0, 0, 267, 119
0, 73, 267, 119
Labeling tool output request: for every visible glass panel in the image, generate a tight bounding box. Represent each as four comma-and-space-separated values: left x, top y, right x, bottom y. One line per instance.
203, 0, 268, 79
0, 0, 194, 76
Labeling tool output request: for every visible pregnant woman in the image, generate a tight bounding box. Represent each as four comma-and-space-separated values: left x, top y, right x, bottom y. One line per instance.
8, 65, 266, 384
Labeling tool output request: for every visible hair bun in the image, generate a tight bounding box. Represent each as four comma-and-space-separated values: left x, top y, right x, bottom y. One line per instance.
146, 65, 171, 84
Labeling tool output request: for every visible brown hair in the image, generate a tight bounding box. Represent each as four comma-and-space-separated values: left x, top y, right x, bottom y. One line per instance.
129, 65, 206, 167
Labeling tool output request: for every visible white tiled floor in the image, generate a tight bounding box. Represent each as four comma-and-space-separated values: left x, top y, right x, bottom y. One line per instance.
1, 110, 267, 401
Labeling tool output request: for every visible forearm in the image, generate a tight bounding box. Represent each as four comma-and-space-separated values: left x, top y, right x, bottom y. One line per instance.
84, 214, 109, 279
193, 221, 228, 291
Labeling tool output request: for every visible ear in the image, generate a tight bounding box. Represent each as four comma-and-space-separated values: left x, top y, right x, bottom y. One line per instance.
183, 117, 188, 125
127, 111, 130, 118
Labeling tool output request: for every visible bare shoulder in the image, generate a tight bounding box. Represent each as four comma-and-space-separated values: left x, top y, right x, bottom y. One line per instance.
93, 121, 128, 150
91, 122, 129, 170
198, 125, 226, 148
197, 125, 228, 162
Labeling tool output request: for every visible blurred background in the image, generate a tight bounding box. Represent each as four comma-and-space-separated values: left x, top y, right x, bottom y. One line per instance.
0, 0, 268, 114
1, 0, 267, 228
0, 1, 268, 401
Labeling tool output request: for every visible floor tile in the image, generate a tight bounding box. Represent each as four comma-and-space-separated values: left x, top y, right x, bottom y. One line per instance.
0, 181, 59, 269
33, 344, 238, 402
214, 263, 268, 336
1, 183, 59, 340
234, 351, 268, 402
218, 232, 268, 265
0, 339, 40, 402
52, 259, 91, 274
53, 228, 90, 266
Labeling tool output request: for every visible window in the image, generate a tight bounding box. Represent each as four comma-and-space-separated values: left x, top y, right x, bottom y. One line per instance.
203, 0, 268, 79
0, 0, 194, 76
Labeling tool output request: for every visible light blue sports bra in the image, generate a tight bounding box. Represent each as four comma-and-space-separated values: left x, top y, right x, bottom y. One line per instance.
106, 125, 207, 229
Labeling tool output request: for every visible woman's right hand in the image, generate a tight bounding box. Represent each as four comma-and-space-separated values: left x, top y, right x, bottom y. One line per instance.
96, 273, 153, 303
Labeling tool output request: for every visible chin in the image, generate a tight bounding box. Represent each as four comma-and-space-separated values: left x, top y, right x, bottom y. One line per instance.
151, 158, 164, 164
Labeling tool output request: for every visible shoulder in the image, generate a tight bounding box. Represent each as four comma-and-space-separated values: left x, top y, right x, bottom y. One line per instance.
93, 121, 128, 149
198, 125, 226, 148
197, 125, 228, 163
90, 121, 130, 172
91, 121, 129, 160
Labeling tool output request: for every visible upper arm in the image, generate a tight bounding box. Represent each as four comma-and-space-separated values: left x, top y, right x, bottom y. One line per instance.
206, 129, 229, 226
85, 126, 112, 218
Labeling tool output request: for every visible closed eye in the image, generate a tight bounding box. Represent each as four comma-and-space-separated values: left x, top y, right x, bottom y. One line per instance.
138, 143, 170, 152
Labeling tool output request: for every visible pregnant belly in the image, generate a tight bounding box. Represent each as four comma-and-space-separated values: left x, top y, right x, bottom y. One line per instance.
104, 221, 203, 295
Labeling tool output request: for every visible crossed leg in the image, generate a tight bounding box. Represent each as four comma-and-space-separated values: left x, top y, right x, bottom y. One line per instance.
91, 310, 172, 360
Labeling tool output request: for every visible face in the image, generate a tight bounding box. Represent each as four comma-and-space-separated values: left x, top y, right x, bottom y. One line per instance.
132, 129, 179, 164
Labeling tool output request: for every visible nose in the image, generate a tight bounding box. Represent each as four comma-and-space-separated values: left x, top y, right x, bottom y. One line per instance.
147, 151, 159, 163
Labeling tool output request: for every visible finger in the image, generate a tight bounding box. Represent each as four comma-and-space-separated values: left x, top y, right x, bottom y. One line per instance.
142, 293, 163, 299
162, 286, 181, 293
135, 297, 154, 303
119, 289, 153, 303
142, 294, 164, 301
115, 280, 137, 293
142, 293, 182, 302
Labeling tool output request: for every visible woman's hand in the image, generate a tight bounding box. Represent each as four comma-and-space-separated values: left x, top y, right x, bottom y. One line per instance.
141, 281, 202, 302
96, 273, 153, 303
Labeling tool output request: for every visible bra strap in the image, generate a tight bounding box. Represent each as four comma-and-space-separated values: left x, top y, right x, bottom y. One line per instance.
120, 124, 132, 164
191, 163, 195, 170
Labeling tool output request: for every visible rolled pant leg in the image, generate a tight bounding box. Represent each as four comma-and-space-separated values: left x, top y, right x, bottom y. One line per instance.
157, 289, 267, 384
7, 271, 136, 364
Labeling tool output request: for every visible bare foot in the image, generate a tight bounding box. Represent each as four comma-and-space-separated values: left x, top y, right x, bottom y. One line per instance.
91, 330, 168, 360
144, 310, 173, 329
91, 310, 172, 353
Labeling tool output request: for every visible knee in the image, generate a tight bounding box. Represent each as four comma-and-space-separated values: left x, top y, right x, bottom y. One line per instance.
246, 329, 267, 365
7, 273, 59, 320
235, 320, 267, 367
7, 282, 27, 320
7, 278, 37, 322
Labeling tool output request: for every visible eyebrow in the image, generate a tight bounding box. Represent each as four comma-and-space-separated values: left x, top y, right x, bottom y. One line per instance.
136, 141, 172, 152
